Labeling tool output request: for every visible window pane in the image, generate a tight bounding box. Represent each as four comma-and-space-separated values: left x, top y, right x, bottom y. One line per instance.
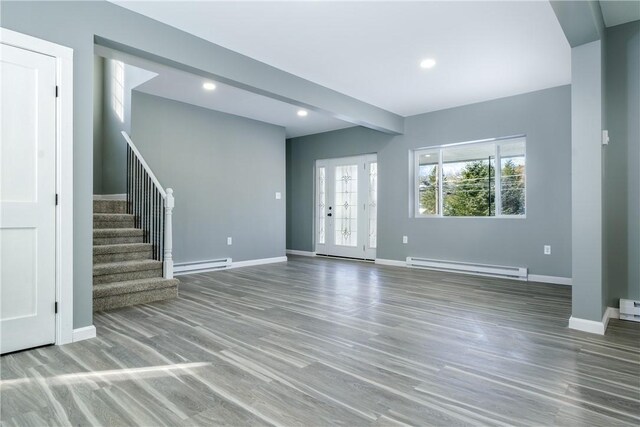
500, 140, 525, 215
112, 60, 125, 122
442, 142, 496, 217
334, 164, 358, 247
368, 162, 377, 248
417, 150, 439, 215
317, 167, 326, 244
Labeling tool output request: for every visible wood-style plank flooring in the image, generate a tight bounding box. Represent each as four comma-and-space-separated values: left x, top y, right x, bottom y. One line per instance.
2, 256, 639, 426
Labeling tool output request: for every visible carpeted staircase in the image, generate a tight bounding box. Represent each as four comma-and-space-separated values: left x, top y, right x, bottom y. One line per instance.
93, 199, 179, 311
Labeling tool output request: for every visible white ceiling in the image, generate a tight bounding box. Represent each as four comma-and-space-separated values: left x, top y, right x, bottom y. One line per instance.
135, 71, 354, 138
96, 46, 354, 138
600, 0, 640, 28
111, 0, 571, 117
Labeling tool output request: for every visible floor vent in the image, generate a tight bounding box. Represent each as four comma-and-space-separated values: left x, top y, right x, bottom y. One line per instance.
406, 257, 527, 280
619, 299, 640, 322
174, 258, 232, 275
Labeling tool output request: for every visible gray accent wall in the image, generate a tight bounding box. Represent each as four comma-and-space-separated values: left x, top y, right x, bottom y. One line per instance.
131, 92, 286, 264
605, 21, 640, 305
288, 86, 572, 278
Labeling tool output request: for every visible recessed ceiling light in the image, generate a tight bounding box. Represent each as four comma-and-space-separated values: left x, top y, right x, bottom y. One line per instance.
297, 110, 308, 117
203, 82, 216, 90
420, 58, 436, 69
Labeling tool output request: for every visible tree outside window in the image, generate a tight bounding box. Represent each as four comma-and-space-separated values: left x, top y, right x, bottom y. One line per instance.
415, 137, 525, 217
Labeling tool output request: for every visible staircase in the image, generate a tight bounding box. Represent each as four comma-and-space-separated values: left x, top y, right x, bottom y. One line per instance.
93, 199, 179, 311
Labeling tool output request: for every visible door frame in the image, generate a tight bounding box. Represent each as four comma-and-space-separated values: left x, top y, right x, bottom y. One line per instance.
314, 154, 377, 259
1, 28, 74, 346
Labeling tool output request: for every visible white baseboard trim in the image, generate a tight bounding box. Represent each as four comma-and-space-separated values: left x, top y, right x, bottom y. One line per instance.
603, 307, 619, 329
568, 316, 605, 335
93, 194, 126, 200
375, 258, 407, 267
72, 325, 96, 342
286, 249, 316, 257
228, 256, 288, 269
568, 306, 619, 335
527, 274, 572, 286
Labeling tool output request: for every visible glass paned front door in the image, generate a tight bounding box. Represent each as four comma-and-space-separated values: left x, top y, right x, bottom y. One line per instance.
334, 164, 358, 247
315, 155, 377, 259
317, 167, 326, 244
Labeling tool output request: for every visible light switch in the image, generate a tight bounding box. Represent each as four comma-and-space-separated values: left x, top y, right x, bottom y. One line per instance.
275, 192, 282, 200
403, 236, 408, 244
227, 237, 232, 246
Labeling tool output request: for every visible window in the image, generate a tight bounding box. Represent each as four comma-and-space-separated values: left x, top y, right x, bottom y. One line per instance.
112, 60, 125, 122
415, 136, 525, 217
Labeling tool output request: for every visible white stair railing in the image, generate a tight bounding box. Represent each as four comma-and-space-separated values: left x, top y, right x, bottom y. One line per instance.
122, 131, 174, 279
164, 188, 174, 279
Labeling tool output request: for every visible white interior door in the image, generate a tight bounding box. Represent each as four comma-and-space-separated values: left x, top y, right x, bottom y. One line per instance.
1, 43, 57, 354
315, 155, 377, 259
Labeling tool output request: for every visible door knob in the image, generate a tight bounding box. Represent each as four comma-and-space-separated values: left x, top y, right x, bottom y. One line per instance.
327, 213, 332, 217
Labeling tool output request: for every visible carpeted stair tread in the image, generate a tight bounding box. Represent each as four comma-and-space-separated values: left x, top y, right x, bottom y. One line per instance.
93, 199, 127, 214
93, 243, 152, 255
93, 277, 179, 298
93, 228, 143, 237
93, 286, 178, 312
93, 213, 135, 221
93, 259, 162, 276
94, 213, 135, 229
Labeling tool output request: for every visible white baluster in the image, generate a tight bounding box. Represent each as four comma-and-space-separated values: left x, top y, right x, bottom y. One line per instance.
164, 188, 174, 279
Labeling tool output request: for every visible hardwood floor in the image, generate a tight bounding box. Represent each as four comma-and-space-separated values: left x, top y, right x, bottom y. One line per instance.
2, 256, 639, 426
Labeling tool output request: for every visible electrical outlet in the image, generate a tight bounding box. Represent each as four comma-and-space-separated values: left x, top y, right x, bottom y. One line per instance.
544, 245, 551, 255
402, 236, 408, 244
227, 237, 233, 246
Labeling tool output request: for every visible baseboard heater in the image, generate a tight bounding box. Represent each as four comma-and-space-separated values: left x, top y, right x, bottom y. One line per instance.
174, 258, 232, 275
406, 257, 528, 280
620, 299, 640, 322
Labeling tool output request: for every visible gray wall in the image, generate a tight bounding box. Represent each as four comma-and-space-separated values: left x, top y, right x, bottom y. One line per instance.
100, 59, 155, 194
93, 56, 104, 194
570, 40, 605, 322
131, 92, 286, 264
288, 86, 572, 278
605, 21, 640, 306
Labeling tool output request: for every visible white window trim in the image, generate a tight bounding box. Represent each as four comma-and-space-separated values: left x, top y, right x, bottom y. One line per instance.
413, 135, 526, 219
1, 28, 75, 345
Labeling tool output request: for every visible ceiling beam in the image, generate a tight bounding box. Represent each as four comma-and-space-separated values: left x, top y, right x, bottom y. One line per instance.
549, 0, 605, 47
89, 1, 403, 135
